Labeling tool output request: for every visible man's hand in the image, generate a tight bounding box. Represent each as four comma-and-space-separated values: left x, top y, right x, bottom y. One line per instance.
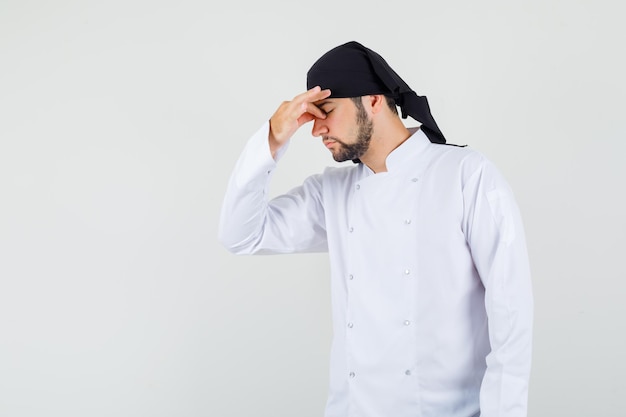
268, 86, 331, 159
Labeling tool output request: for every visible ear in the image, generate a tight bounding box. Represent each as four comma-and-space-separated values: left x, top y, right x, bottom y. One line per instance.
366, 94, 386, 115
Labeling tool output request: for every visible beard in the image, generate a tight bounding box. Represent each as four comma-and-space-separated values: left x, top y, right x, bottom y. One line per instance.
329, 103, 373, 163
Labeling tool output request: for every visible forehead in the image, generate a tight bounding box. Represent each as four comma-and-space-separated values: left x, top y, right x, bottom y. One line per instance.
314, 97, 352, 107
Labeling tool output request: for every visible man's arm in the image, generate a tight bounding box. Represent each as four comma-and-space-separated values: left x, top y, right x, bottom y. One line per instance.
462, 158, 534, 417
218, 87, 332, 255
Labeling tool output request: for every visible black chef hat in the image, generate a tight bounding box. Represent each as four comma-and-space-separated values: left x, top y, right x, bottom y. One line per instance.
307, 41, 446, 144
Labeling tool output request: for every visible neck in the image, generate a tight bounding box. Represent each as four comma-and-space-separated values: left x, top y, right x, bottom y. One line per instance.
360, 117, 411, 173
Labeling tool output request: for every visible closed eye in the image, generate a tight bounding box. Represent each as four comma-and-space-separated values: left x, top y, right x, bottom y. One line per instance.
315, 99, 335, 115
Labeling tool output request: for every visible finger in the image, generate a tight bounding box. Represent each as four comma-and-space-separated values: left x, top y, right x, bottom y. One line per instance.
307, 86, 332, 102
293, 86, 320, 101
305, 102, 327, 120
290, 99, 326, 121
294, 86, 332, 104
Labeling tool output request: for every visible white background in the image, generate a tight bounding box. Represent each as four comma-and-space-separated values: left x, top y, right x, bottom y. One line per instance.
1, 1, 624, 416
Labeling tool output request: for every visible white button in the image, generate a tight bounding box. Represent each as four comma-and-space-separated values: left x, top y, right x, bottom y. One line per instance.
356, 184, 360, 190
404, 269, 411, 275
404, 320, 411, 326
411, 178, 418, 182
404, 219, 411, 225
349, 372, 356, 378
349, 274, 354, 280
405, 370, 411, 376
348, 322, 354, 328
349, 227, 354, 233
267, 170, 272, 175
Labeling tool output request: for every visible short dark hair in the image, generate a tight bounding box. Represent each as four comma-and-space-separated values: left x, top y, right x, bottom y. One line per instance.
350, 95, 398, 115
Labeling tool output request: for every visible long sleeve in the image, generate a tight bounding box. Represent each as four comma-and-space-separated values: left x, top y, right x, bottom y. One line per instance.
462, 159, 534, 417
218, 122, 328, 255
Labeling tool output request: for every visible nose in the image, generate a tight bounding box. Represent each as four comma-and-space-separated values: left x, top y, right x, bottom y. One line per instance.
311, 117, 329, 137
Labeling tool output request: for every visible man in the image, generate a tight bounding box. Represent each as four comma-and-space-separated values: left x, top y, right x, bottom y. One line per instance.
219, 41, 533, 417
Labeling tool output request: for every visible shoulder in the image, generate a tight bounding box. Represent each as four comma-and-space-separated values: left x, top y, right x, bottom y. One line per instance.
426, 142, 488, 174
430, 141, 484, 162
425, 142, 511, 191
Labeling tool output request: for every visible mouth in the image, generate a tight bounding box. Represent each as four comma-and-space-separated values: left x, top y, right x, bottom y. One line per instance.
323, 137, 339, 149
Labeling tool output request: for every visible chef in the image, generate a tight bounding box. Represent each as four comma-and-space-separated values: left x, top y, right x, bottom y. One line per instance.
219, 41, 533, 417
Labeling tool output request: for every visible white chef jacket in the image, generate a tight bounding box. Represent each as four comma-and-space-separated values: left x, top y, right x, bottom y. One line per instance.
218, 122, 533, 417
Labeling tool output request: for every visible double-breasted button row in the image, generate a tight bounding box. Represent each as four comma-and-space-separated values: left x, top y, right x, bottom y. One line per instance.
347, 319, 410, 328
348, 370, 412, 379
349, 221, 410, 231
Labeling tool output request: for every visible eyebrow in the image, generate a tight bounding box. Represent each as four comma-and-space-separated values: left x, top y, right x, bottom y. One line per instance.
316, 100, 334, 108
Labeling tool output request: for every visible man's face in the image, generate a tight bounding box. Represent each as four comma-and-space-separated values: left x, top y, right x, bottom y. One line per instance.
312, 97, 373, 162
